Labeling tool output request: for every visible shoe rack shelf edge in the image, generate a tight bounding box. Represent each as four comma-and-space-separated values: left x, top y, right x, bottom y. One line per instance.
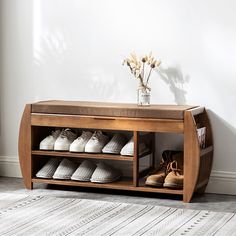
18, 101, 213, 203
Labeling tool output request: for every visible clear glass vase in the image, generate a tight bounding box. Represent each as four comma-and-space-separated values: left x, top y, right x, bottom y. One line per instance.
137, 87, 150, 106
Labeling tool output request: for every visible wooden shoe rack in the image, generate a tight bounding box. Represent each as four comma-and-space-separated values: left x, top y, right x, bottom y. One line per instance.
18, 101, 213, 202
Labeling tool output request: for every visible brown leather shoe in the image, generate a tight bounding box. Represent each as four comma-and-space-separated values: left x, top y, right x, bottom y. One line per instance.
145, 150, 181, 187
163, 153, 184, 189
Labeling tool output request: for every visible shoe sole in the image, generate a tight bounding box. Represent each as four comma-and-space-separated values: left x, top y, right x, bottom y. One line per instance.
69, 148, 85, 152
39, 144, 54, 150
120, 148, 149, 157
52, 176, 72, 180
90, 175, 121, 184
120, 152, 133, 156
145, 181, 163, 187
54, 145, 70, 151
163, 183, 183, 189
36, 175, 53, 179
85, 150, 103, 153
71, 177, 91, 182
54, 149, 69, 151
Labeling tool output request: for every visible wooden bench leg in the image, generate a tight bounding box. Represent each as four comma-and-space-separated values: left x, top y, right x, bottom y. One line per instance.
18, 105, 32, 190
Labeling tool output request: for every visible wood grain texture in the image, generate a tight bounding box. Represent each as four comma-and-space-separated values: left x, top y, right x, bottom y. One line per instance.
32, 150, 133, 161
183, 108, 214, 202
32, 178, 183, 195
32, 100, 196, 119
195, 109, 214, 194
31, 114, 184, 133
18, 105, 32, 189
183, 110, 201, 202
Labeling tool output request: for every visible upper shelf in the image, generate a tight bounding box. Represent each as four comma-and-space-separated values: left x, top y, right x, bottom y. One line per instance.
32, 150, 133, 161
32, 150, 152, 161
31, 100, 197, 120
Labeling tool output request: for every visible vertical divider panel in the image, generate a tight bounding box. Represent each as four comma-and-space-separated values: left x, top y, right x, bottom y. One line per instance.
151, 132, 156, 170
133, 131, 139, 186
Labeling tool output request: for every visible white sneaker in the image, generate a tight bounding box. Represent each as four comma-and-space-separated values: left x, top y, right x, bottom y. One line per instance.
69, 131, 93, 152
120, 137, 149, 156
85, 131, 109, 153
39, 129, 61, 150
54, 129, 77, 151
102, 133, 127, 154
53, 158, 78, 180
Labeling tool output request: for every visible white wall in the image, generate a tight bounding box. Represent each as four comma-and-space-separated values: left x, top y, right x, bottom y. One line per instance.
0, 0, 236, 194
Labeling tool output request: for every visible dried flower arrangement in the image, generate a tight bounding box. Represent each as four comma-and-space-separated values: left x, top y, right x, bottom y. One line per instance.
123, 52, 161, 91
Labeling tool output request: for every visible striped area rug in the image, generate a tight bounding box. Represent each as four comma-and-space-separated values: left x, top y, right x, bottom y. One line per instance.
0, 193, 235, 236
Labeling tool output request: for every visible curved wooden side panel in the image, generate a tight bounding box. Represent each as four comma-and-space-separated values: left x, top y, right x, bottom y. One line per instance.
183, 111, 200, 202
195, 109, 214, 194
183, 109, 214, 202
18, 104, 32, 189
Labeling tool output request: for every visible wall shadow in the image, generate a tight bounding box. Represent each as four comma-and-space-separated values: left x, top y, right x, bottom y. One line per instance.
206, 110, 236, 172
155, 65, 190, 105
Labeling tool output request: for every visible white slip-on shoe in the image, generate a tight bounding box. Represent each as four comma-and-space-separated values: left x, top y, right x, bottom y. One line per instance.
90, 162, 122, 183
71, 160, 96, 182
85, 131, 109, 153
53, 158, 78, 180
69, 131, 93, 152
39, 129, 61, 150
120, 137, 134, 156
36, 158, 61, 179
120, 137, 149, 156
102, 133, 127, 154
54, 129, 77, 151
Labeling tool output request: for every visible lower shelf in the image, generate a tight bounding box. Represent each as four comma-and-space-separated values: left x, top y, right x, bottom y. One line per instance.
32, 177, 183, 195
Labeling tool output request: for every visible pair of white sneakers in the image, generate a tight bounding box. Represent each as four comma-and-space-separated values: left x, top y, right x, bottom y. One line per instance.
39, 129, 109, 153
70, 132, 128, 154
71, 131, 109, 153
39, 129, 77, 151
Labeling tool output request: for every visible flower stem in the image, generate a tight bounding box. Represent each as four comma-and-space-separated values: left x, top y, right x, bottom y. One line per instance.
146, 67, 153, 86
142, 62, 145, 81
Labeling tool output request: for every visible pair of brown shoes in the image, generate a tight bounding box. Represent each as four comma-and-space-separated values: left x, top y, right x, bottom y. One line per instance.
145, 150, 184, 189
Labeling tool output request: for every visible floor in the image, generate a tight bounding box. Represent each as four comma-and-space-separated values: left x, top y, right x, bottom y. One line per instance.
1, 177, 236, 213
